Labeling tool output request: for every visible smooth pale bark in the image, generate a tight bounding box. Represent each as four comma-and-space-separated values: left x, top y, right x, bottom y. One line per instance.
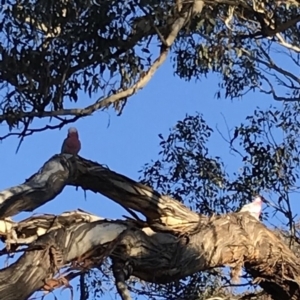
0, 155, 202, 234
0, 155, 300, 300
0, 155, 75, 218
0, 220, 127, 300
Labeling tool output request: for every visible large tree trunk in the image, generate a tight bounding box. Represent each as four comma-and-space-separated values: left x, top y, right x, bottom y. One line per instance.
0, 154, 299, 300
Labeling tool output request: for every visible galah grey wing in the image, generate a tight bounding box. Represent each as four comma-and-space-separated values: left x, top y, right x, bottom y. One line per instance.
61, 138, 68, 153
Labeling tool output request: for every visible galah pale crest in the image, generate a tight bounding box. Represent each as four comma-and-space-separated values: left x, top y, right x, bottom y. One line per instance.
240, 196, 263, 220
61, 127, 81, 155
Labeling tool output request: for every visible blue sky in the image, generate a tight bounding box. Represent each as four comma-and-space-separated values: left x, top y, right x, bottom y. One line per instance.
0, 55, 296, 299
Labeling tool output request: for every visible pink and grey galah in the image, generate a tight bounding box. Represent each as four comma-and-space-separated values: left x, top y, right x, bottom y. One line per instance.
61, 127, 81, 155
240, 195, 263, 220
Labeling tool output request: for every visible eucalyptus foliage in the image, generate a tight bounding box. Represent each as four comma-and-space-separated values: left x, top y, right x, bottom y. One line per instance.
1, 0, 300, 137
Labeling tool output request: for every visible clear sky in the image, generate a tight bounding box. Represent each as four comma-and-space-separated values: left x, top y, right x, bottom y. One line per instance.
0, 55, 297, 299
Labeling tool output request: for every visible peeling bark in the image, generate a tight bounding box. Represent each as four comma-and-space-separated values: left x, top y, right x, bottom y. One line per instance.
0, 155, 202, 234
0, 155, 75, 218
0, 248, 52, 300
0, 155, 300, 300
0, 209, 103, 247
0, 220, 127, 300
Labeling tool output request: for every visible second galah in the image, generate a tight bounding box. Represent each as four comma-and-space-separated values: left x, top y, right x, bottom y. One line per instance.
61, 127, 81, 155
240, 196, 263, 220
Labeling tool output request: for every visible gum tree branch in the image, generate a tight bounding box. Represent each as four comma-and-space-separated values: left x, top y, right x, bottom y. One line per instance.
0, 209, 299, 299
0, 220, 128, 300
0, 8, 192, 137
0, 155, 300, 299
0, 47, 168, 127
0, 154, 201, 233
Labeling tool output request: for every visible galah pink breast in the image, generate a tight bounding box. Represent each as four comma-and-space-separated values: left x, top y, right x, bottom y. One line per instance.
240, 196, 263, 220
61, 127, 81, 155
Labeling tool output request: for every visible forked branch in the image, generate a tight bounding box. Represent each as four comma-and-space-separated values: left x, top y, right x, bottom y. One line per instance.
0, 154, 300, 300
0, 154, 201, 234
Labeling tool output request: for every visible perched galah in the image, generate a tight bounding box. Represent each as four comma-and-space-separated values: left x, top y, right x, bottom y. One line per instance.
61, 127, 81, 155
240, 196, 263, 220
